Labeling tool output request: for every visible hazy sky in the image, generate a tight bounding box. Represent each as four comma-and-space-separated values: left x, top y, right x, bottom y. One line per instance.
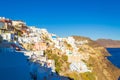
0, 0, 120, 40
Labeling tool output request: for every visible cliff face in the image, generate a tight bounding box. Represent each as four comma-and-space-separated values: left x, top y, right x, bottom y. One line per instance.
96, 39, 120, 48
73, 36, 120, 80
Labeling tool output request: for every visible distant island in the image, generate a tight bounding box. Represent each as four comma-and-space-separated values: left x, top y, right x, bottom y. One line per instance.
96, 39, 120, 48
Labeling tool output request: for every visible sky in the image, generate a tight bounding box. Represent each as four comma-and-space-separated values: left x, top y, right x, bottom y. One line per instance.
0, 0, 120, 40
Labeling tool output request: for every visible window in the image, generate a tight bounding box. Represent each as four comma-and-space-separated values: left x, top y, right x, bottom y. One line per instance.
0, 22, 5, 28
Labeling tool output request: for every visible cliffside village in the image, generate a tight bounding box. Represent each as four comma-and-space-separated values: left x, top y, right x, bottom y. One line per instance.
0, 17, 91, 80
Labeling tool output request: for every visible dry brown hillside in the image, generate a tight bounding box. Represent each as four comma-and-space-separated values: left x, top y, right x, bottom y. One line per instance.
72, 36, 120, 80
96, 39, 120, 48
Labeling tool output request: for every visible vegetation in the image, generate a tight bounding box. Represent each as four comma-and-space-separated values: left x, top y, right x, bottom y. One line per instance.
65, 71, 95, 80
66, 71, 95, 80
18, 31, 22, 36
72, 36, 91, 41
45, 49, 69, 73
64, 41, 73, 50
65, 72, 81, 80
86, 56, 95, 67
80, 72, 95, 80
62, 54, 68, 61
78, 47, 84, 52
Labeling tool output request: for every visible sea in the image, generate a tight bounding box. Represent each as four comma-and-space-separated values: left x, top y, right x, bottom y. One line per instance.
107, 48, 120, 68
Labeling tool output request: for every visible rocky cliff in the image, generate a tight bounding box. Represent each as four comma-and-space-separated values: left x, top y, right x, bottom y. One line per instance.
71, 36, 120, 80
96, 39, 120, 48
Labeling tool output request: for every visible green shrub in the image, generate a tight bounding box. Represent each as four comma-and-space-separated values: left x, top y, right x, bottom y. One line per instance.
65, 72, 81, 80
78, 48, 84, 52
45, 49, 69, 73
80, 72, 95, 80
62, 55, 68, 62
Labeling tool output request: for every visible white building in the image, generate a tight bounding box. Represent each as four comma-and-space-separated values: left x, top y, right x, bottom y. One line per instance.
12, 20, 26, 27
70, 61, 91, 73
76, 40, 88, 45
47, 60, 55, 72
1, 33, 14, 42
67, 37, 76, 48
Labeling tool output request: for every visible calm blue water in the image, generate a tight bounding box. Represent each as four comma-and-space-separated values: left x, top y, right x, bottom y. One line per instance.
107, 48, 120, 68
0, 48, 31, 80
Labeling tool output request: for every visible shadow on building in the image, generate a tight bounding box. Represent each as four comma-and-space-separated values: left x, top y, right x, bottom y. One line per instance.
0, 35, 73, 80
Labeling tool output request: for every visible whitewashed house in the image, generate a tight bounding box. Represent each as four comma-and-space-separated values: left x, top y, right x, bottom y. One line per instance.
1, 33, 14, 42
